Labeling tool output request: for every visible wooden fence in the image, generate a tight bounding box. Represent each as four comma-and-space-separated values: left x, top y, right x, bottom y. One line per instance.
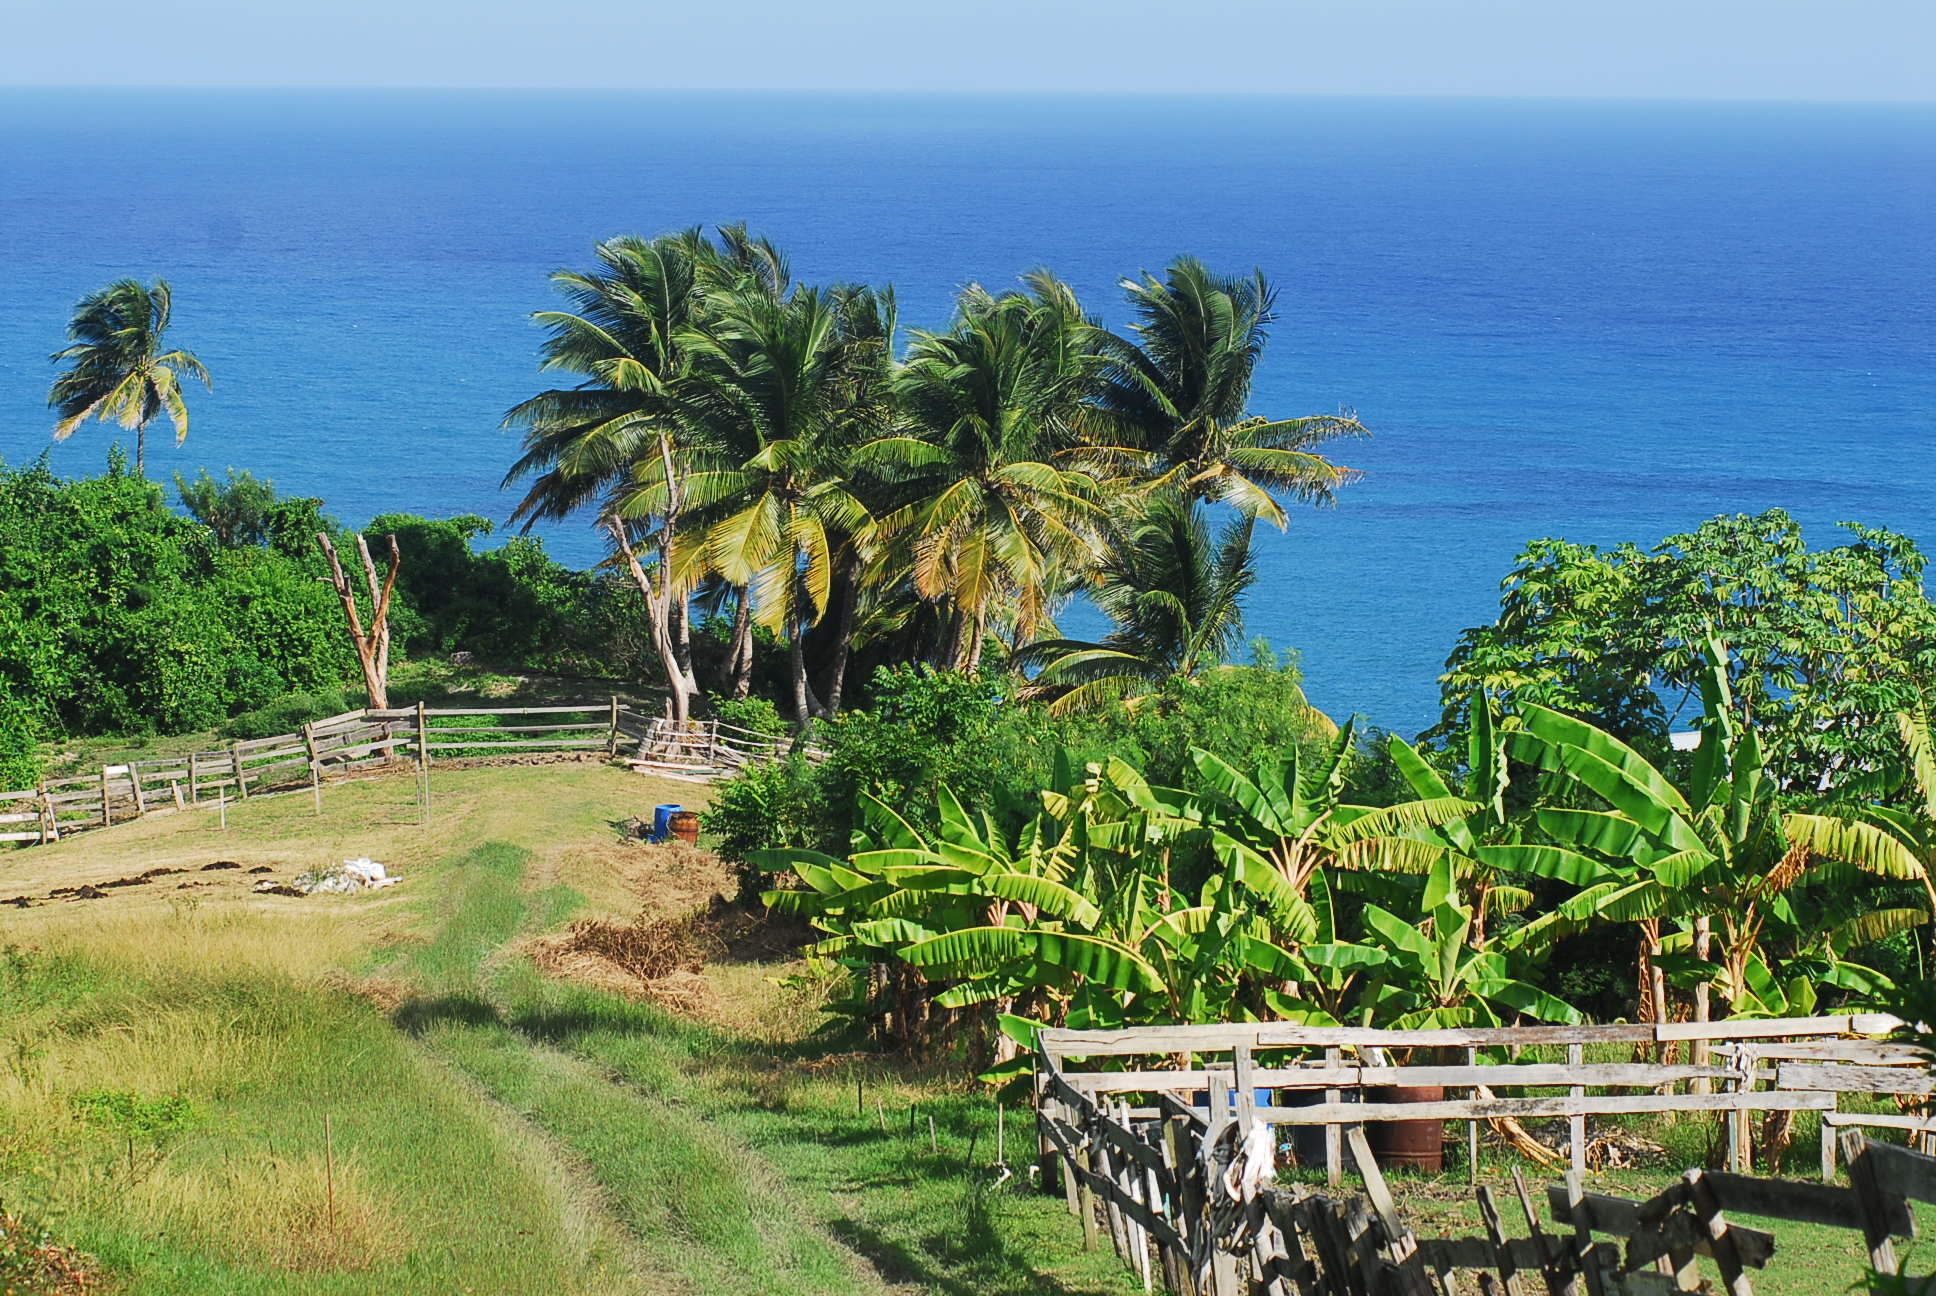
1034, 1017, 1936, 1294
0, 700, 813, 848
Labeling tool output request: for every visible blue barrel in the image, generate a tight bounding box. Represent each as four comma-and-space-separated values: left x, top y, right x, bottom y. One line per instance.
650, 804, 683, 842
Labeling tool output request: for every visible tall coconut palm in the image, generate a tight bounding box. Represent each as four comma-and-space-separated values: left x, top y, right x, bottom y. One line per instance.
502, 232, 717, 723
868, 278, 1104, 670
675, 283, 891, 726
1017, 492, 1257, 712
49, 278, 210, 478
1090, 257, 1362, 527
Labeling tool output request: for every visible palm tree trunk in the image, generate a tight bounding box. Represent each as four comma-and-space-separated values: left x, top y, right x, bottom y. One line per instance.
729, 589, 754, 699
788, 621, 822, 731
963, 609, 987, 674
938, 606, 965, 672
135, 422, 146, 479
824, 555, 861, 715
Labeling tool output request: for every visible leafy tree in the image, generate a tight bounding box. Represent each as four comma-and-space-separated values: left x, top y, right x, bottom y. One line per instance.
173, 467, 280, 547
48, 279, 210, 478
1441, 511, 1936, 791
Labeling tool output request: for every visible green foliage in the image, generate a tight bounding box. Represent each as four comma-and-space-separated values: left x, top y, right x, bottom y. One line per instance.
173, 466, 333, 555
69, 1089, 200, 1141
367, 512, 645, 674
220, 686, 361, 740
0, 457, 356, 736
0, 693, 42, 790
707, 692, 789, 739
1442, 510, 1936, 790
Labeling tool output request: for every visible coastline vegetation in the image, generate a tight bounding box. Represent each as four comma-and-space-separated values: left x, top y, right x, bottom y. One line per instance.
7, 229, 1936, 1290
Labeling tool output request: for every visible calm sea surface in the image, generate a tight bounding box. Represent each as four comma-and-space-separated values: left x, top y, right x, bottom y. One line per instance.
2, 91, 1932, 732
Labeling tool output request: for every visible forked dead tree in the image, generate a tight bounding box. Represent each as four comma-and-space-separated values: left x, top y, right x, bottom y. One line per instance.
317, 532, 400, 710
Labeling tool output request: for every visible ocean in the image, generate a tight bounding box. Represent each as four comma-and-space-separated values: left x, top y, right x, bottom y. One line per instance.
2, 90, 1932, 734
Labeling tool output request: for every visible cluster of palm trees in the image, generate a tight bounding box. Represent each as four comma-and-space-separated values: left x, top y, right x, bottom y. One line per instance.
502, 227, 1364, 726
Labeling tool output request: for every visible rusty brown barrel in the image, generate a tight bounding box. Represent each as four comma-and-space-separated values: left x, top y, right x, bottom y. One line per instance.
668, 809, 701, 846
1366, 1085, 1445, 1172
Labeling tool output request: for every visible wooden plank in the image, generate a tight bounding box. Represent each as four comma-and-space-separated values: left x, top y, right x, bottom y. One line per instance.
1039, 1017, 1893, 1060
1856, 1135, 1936, 1208
421, 705, 603, 716
1703, 1170, 1907, 1233
1779, 1063, 1936, 1095
425, 722, 612, 735
1253, 1090, 1836, 1125
1826, 1111, 1936, 1134
0, 831, 46, 842
1547, 1185, 1777, 1269
421, 739, 610, 751
1059, 1062, 1738, 1094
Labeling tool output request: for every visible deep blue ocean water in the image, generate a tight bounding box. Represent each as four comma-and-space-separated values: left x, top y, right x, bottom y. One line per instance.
2, 91, 1932, 733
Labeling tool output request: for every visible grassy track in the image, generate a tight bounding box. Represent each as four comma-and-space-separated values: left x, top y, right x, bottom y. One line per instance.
1, 760, 1877, 1294
0, 763, 1137, 1295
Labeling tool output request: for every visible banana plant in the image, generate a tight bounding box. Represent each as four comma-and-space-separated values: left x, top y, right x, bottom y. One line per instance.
1486, 636, 1924, 1016
1332, 858, 1581, 1030
1339, 691, 1532, 946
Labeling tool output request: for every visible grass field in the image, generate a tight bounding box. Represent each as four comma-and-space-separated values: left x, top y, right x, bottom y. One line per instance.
0, 759, 1902, 1294
0, 761, 1139, 1295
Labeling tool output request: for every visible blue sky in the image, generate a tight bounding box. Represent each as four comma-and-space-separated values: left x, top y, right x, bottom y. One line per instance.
5, 0, 1932, 100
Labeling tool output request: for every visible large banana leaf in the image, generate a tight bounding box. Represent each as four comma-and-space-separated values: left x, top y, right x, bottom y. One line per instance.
900, 927, 1163, 994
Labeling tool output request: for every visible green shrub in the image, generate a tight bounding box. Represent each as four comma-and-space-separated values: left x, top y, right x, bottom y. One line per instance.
221, 686, 362, 739
707, 692, 789, 740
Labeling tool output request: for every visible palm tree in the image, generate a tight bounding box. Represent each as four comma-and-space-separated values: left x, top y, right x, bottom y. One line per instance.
1089, 257, 1363, 527
49, 278, 210, 478
1017, 493, 1256, 712
868, 278, 1104, 670
675, 283, 891, 726
502, 232, 716, 723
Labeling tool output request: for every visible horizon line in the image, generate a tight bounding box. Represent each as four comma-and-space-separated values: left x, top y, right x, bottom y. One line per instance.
3, 85, 1934, 107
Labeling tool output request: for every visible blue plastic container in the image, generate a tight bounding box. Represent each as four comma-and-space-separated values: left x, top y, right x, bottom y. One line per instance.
650, 803, 683, 842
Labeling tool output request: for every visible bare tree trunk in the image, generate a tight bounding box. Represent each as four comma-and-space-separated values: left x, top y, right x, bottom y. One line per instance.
1692, 915, 1714, 1091
729, 589, 754, 699
317, 532, 399, 710
824, 555, 861, 715
608, 517, 697, 726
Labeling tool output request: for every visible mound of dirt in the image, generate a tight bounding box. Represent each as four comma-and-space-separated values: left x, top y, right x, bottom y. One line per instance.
531, 910, 727, 1016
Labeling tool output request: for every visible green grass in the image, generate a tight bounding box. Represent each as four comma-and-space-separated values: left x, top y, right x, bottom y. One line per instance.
0, 762, 1136, 1294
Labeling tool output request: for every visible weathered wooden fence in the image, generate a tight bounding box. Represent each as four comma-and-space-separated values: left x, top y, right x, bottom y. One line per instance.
1034, 1018, 1936, 1294
1, 700, 811, 848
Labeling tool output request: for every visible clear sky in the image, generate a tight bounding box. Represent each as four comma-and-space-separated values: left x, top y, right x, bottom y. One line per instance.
5, 0, 1933, 100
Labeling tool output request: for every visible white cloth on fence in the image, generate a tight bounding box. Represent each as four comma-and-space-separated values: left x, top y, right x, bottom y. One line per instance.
1222, 1122, 1277, 1204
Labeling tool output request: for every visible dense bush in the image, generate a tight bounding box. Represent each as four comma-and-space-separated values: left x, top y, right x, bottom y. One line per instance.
0, 455, 356, 737
705, 653, 1357, 871
365, 513, 649, 675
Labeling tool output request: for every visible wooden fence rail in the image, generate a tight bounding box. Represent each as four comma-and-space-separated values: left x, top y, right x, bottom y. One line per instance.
1, 698, 815, 849
1034, 1019, 1936, 1295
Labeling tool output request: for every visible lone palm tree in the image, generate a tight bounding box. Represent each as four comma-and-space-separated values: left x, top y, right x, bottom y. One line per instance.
1090, 257, 1362, 527
49, 279, 210, 478
1017, 493, 1255, 712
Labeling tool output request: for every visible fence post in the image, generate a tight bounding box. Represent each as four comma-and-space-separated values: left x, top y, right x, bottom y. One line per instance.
232, 744, 249, 799
415, 701, 429, 769
1568, 1042, 1587, 1176
38, 785, 55, 844
128, 764, 147, 815
302, 722, 323, 815
607, 695, 619, 756
1324, 1045, 1343, 1188
188, 750, 200, 804
99, 767, 111, 827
